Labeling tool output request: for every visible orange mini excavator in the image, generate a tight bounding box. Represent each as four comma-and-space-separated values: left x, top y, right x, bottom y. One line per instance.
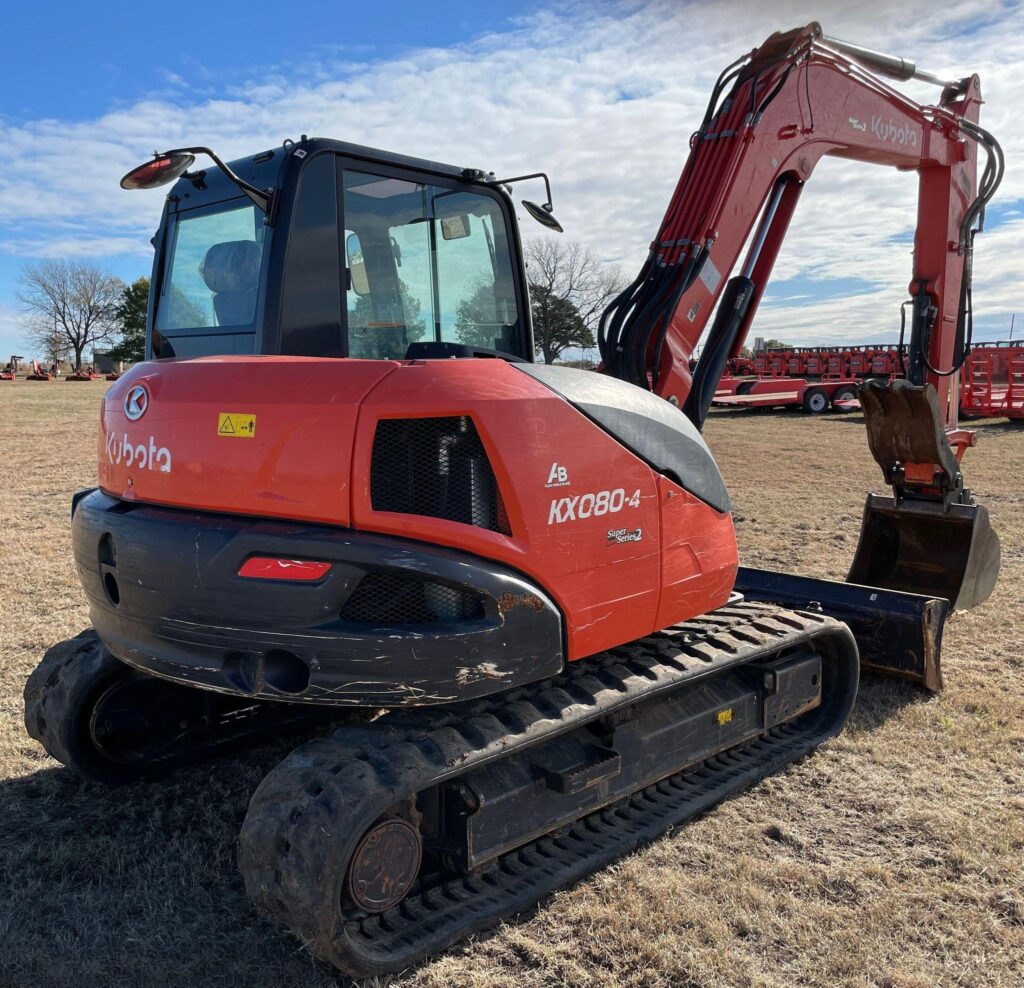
26, 24, 1001, 975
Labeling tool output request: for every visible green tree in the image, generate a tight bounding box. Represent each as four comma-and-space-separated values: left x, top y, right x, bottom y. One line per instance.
530, 284, 591, 364
108, 276, 150, 364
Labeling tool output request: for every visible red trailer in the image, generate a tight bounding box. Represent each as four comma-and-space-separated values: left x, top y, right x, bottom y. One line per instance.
712, 376, 860, 413
961, 342, 1024, 420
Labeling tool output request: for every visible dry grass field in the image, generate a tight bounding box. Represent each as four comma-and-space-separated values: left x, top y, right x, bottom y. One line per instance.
1, 380, 1021, 988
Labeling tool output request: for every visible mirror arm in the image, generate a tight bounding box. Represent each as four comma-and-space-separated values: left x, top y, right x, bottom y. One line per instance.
488, 172, 555, 210
163, 146, 273, 214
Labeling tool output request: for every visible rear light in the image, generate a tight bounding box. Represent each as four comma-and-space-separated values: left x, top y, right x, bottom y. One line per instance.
238, 557, 332, 581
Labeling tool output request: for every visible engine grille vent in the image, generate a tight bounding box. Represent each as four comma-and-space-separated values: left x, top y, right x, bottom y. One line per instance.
370, 416, 510, 534
339, 572, 485, 625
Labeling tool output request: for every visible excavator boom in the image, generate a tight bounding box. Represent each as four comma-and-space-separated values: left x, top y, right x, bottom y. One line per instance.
600, 21, 1002, 610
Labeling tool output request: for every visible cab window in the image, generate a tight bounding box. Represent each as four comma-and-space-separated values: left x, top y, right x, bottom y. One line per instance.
342, 169, 520, 359
156, 202, 265, 332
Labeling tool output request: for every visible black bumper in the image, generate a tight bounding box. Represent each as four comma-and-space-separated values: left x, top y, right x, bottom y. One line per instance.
72, 490, 564, 707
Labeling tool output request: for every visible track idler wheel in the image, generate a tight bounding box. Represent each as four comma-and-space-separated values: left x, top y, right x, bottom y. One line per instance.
24, 629, 332, 783
24, 630, 155, 783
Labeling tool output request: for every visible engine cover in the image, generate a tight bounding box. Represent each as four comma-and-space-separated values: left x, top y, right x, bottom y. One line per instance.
99, 357, 738, 660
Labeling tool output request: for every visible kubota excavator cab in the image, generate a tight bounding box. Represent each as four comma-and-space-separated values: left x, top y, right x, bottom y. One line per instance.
139, 140, 537, 365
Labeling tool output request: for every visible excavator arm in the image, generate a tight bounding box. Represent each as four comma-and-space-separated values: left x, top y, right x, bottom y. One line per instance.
601, 22, 1002, 612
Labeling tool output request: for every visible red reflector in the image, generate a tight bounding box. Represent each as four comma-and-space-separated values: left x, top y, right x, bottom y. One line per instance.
238, 557, 332, 581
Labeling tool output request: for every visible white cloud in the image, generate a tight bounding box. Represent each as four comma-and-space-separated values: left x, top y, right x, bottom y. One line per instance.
1, 0, 1023, 357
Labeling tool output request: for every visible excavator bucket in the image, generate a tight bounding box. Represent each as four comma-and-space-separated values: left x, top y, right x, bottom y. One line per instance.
848, 379, 1001, 611
848, 494, 1000, 610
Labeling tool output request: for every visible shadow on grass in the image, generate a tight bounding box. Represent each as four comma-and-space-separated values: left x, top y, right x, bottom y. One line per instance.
0, 670, 933, 988
0, 736, 342, 988
847, 671, 936, 733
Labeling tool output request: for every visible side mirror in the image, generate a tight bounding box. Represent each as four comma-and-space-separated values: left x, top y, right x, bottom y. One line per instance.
346, 233, 369, 295
522, 200, 564, 233
120, 153, 196, 190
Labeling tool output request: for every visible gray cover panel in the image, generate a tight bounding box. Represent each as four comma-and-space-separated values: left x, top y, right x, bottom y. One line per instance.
516, 363, 730, 513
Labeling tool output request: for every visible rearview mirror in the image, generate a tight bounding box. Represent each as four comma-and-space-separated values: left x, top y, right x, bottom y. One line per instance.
346, 233, 369, 295
120, 153, 196, 190
522, 200, 564, 233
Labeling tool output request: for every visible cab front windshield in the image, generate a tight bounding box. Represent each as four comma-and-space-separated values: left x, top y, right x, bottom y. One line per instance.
155, 201, 266, 332
342, 171, 519, 358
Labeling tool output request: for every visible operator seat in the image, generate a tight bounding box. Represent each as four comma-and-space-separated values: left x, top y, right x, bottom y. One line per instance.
199, 240, 261, 326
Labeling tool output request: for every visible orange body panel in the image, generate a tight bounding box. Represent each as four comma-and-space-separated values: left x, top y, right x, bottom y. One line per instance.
100, 357, 398, 526
99, 357, 738, 661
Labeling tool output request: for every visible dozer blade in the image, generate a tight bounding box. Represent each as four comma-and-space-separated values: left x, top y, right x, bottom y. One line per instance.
852, 378, 1001, 610
736, 566, 947, 691
848, 494, 1000, 611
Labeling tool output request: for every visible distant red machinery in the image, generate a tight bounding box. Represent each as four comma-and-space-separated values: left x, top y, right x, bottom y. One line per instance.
716, 342, 898, 412
848, 346, 874, 376
1, 355, 23, 380
767, 349, 788, 376
786, 348, 808, 376
961, 341, 1024, 420
824, 347, 849, 379
26, 361, 54, 382
871, 348, 902, 376
804, 350, 827, 376
725, 355, 756, 376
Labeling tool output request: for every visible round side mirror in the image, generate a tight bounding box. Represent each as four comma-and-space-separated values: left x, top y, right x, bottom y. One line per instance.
522, 200, 564, 233
120, 153, 196, 190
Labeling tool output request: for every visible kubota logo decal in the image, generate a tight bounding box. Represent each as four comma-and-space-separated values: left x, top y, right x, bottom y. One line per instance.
870, 115, 918, 148
123, 384, 149, 421
547, 488, 641, 525
105, 431, 172, 473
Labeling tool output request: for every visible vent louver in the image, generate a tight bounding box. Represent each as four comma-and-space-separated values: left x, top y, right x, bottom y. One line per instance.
370, 416, 510, 534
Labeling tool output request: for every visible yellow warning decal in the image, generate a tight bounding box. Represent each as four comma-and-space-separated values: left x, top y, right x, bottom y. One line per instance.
217, 413, 256, 438
716, 708, 733, 726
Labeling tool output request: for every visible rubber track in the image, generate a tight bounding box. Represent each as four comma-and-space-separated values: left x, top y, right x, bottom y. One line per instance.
24, 629, 333, 782
239, 601, 858, 976
24, 629, 117, 771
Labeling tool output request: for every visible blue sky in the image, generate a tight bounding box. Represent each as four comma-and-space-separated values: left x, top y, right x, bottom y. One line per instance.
2, 2, 538, 120
2, 0, 1023, 358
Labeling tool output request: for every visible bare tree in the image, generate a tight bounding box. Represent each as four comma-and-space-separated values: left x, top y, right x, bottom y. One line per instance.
525, 239, 627, 364
18, 261, 125, 371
